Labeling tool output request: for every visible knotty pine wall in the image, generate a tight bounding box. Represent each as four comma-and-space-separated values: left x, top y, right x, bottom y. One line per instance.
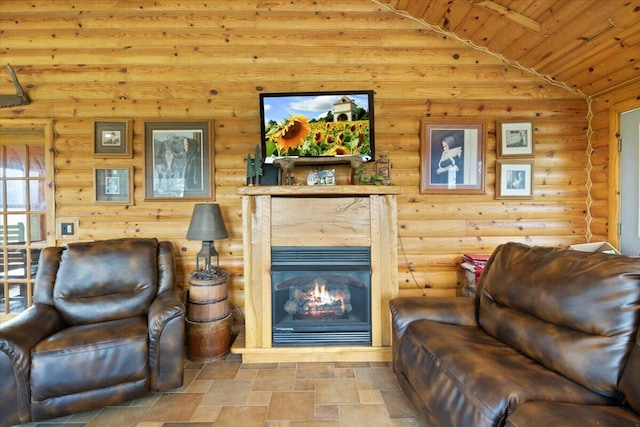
0, 0, 596, 309
590, 83, 640, 248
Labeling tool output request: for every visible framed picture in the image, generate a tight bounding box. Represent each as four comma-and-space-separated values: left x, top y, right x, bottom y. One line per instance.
497, 121, 534, 158
93, 120, 132, 158
94, 167, 133, 205
144, 120, 214, 200
420, 119, 486, 194
496, 160, 534, 199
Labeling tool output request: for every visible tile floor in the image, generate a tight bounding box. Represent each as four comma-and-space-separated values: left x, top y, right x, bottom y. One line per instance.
14, 353, 427, 427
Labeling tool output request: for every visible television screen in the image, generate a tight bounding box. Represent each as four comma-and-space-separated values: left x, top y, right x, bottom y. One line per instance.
260, 90, 375, 163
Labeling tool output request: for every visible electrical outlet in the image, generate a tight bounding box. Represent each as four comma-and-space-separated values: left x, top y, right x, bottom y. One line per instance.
61, 222, 74, 236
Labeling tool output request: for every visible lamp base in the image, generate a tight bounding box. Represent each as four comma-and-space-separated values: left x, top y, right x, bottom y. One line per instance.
196, 240, 220, 275
191, 268, 227, 281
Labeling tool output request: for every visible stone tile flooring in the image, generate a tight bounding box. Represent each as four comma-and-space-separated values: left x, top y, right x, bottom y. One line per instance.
14, 353, 426, 427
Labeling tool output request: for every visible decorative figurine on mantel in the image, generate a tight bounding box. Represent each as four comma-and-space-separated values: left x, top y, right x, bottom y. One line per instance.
246, 144, 263, 185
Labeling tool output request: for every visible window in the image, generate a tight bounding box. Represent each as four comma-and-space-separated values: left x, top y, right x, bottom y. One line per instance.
1, 122, 54, 317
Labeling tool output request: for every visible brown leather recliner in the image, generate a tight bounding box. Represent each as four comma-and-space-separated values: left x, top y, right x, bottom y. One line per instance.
0, 238, 186, 426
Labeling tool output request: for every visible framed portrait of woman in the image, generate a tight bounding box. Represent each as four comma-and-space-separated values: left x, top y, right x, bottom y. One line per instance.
419, 119, 486, 194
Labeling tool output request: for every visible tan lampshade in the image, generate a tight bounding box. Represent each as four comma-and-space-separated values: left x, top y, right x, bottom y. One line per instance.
186, 203, 228, 241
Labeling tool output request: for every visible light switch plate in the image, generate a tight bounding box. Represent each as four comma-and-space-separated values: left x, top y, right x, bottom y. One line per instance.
61, 222, 74, 235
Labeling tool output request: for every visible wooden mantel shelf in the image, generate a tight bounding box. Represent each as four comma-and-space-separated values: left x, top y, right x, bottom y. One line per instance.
236, 185, 401, 196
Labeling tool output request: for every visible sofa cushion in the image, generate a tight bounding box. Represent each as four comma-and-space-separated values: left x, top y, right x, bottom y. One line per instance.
53, 238, 159, 325
394, 319, 613, 426
504, 401, 640, 427
30, 316, 149, 402
478, 242, 640, 395
619, 326, 640, 414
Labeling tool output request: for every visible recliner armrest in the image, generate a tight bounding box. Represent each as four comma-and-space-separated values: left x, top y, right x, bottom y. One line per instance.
147, 290, 185, 391
0, 304, 64, 370
390, 296, 478, 342
148, 290, 185, 336
0, 304, 64, 425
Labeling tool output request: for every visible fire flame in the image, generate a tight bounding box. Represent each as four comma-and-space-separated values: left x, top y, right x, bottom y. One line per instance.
283, 278, 352, 319
309, 282, 345, 311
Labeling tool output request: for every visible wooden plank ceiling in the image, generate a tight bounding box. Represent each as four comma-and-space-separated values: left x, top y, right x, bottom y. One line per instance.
377, 0, 640, 97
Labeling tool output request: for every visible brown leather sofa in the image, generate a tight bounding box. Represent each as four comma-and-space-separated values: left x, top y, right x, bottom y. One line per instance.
390, 242, 640, 427
0, 238, 186, 427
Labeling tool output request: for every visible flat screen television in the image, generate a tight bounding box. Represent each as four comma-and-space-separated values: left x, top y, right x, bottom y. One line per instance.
259, 90, 375, 164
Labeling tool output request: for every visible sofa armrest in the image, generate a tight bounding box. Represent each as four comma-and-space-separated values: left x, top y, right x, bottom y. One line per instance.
390, 296, 478, 342
0, 304, 64, 425
148, 290, 185, 391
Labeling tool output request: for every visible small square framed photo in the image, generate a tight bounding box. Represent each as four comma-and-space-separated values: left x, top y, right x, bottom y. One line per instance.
93, 120, 133, 158
94, 167, 134, 205
497, 121, 534, 158
496, 160, 534, 199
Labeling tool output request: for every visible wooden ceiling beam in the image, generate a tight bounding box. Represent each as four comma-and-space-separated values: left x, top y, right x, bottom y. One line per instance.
474, 0, 541, 32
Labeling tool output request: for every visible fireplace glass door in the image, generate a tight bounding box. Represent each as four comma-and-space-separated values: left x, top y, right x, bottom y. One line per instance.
271, 247, 372, 346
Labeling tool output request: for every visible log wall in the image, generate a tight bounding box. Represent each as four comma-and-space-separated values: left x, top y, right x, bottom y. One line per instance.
0, 0, 597, 309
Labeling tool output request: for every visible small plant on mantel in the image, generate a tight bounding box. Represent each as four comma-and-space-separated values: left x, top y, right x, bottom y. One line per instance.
246, 144, 264, 185
354, 164, 386, 185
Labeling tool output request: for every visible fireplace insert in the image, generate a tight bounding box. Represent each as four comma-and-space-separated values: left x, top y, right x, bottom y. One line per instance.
271, 246, 372, 346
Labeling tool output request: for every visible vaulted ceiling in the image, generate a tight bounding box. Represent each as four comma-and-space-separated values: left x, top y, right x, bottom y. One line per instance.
376, 0, 640, 98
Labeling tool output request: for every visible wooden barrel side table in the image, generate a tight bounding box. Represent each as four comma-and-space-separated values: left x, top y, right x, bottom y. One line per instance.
186, 270, 233, 361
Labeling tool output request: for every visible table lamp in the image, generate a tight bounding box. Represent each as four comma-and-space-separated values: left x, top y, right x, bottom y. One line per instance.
186, 203, 228, 275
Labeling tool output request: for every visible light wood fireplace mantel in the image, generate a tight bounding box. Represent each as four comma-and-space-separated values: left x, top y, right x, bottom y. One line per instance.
234, 185, 400, 363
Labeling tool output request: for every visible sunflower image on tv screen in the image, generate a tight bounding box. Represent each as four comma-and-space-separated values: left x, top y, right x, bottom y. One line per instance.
262, 93, 372, 161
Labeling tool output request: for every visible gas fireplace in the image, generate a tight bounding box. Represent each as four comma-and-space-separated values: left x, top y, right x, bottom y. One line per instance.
271, 246, 372, 346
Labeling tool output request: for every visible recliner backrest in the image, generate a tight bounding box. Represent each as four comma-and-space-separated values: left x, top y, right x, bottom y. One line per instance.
36, 238, 161, 326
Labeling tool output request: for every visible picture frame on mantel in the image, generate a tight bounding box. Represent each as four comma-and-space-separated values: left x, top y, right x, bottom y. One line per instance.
93, 119, 132, 158
94, 167, 134, 205
497, 120, 534, 158
419, 118, 486, 194
495, 159, 534, 199
144, 120, 214, 200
